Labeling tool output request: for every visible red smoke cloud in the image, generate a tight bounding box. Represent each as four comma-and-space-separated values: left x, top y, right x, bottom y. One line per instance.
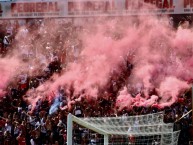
0, 1, 192, 112
0, 57, 23, 97
29, 14, 192, 111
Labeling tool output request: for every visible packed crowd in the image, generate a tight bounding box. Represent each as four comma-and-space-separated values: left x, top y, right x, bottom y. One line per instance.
0, 17, 192, 145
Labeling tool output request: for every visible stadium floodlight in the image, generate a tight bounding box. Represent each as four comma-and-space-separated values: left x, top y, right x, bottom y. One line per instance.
67, 112, 180, 145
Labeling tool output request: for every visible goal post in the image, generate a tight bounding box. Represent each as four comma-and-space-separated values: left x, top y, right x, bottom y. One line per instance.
67, 113, 109, 145
67, 113, 73, 145
67, 112, 180, 145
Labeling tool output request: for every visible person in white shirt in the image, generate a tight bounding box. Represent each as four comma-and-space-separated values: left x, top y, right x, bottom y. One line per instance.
3, 34, 10, 49
73, 105, 83, 117
4, 120, 12, 134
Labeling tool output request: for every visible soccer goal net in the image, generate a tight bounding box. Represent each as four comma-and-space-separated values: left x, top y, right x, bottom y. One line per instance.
67, 112, 180, 145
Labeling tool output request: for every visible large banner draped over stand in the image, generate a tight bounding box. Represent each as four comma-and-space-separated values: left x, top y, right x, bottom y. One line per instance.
0, 0, 193, 19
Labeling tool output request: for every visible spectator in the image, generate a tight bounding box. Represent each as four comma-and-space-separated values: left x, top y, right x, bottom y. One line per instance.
3, 34, 10, 50
17, 133, 26, 145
